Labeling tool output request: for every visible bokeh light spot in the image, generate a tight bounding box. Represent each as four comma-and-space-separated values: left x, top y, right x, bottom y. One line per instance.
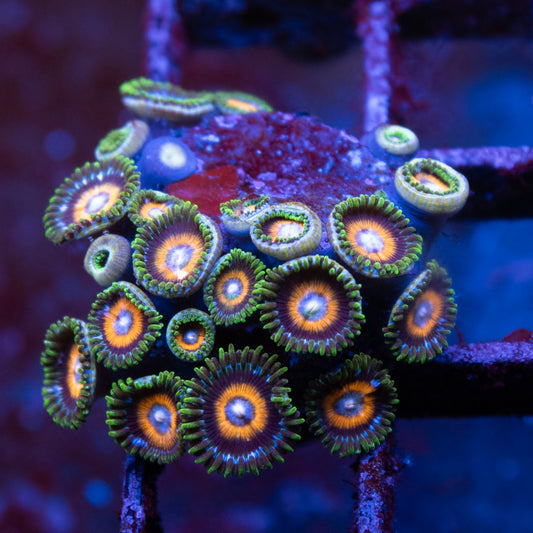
44, 129, 75, 161
84, 479, 112, 507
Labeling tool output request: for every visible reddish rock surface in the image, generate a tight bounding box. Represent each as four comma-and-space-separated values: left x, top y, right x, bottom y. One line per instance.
170, 112, 394, 222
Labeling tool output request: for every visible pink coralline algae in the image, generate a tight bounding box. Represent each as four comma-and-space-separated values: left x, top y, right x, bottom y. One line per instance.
172, 111, 394, 222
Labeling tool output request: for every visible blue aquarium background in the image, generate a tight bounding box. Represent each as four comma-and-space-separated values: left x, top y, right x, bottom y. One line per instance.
1, 0, 533, 531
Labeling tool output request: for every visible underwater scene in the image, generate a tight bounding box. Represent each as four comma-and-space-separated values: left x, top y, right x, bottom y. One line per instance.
1, 0, 533, 532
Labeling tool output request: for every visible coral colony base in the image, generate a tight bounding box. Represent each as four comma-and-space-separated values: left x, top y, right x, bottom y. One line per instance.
41, 78, 467, 485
